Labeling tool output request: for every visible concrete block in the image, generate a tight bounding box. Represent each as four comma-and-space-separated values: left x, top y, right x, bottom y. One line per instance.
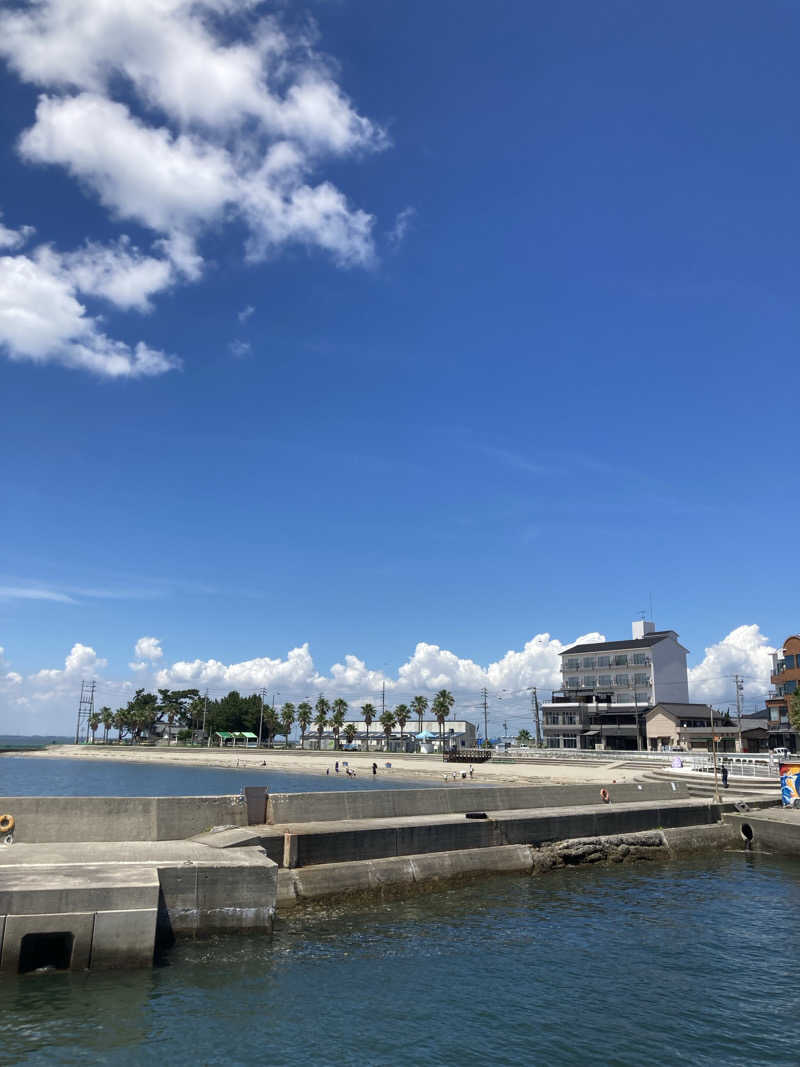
91, 908, 157, 969
0, 911, 94, 973
409, 845, 533, 882
189, 828, 263, 849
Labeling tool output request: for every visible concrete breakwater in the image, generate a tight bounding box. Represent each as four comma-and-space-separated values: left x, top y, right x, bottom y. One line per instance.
0, 781, 780, 973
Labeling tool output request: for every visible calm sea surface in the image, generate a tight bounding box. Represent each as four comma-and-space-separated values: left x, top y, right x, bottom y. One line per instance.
0, 759, 796, 1065
0, 755, 432, 797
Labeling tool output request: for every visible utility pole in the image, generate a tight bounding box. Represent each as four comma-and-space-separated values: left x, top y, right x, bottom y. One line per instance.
481, 687, 488, 747
202, 689, 208, 745
381, 681, 385, 716
74, 680, 95, 745
531, 687, 542, 747
257, 688, 266, 748
710, 703, 720, 803
734, 674, 744, 752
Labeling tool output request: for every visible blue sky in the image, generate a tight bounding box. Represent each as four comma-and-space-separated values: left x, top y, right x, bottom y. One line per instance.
0, 1, 797, 732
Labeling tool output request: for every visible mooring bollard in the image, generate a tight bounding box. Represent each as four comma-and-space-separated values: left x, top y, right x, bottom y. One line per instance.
283, 831, 298, 869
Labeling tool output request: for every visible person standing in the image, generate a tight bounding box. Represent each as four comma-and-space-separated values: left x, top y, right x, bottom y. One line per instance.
721, 764, 729, 789
372, 762, 377, 776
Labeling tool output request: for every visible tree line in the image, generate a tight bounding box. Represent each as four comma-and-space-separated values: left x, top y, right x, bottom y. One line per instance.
86, 687, 457, 748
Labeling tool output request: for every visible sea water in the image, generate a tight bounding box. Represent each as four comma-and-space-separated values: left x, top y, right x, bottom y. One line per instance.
0, 758, 795, 1065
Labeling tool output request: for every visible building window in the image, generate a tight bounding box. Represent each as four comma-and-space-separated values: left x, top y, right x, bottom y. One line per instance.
546, 736, 560, 748
615, 674, 629, 687
582, 657, 596, 668
634, 672, 649, 686
785, 681, 798, 694
633, 653, 647, 665
597, 655, 610, 667
563, 712, 577, 725
562, 735, 577, 749
565, 658, 580, 670
598, 674, 612, 687
635, 692, 649, 706
785, 655, 796, 670
582, 676, 595, 688
614, 654, 628, 666
567, 677, 579, 688
614, 693, 631, 703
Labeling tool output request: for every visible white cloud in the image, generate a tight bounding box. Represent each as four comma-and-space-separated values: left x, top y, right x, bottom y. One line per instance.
238, 304, 255, 323
31, 641, 107, 682
0, 249, 179, 377
0, 585, 77, 603
688, 624, 775, 707
388, 206, 415, 246
5, 672, 23, 686
228, 339, 251, 358
134, 636, 163, 662
0, 1, 385, 377
0, 214, 34, 250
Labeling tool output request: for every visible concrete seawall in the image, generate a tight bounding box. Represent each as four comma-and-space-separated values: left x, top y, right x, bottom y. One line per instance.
266, 781, 689, 824
276, 823, 742, 907
0, 796, 248, 843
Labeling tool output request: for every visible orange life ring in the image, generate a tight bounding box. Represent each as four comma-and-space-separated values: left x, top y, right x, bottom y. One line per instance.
599, 789, 610, 804
0, 814, 14, 833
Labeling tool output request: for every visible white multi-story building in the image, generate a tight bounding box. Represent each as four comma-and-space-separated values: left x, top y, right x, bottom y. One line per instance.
542, 620, 689, 750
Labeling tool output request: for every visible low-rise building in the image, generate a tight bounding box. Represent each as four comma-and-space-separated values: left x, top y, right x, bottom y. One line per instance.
645, 702, 738, 752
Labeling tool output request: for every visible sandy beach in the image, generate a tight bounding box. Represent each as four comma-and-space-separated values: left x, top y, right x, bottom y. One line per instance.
18, 743, 643, 785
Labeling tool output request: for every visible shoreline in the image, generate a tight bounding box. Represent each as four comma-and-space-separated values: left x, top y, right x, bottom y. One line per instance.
11, 743, 642, 785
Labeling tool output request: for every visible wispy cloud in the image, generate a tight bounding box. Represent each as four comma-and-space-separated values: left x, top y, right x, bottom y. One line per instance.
228, 339, 251, 358
0, 586, 77, 604
237, 304, 255, 323
388, 206, 415, 246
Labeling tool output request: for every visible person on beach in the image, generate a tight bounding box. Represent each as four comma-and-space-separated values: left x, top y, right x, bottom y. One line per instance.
372, 762, 377, 776
335, 761, 339, 774
469, 765, 474, 778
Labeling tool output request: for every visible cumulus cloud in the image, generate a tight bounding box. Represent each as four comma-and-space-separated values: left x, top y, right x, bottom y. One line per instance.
238, 304, 255, 323
688, 624, 775, 706
0, 248, 180, 377
30, 641, 107, 682
135, 636, 164, 662
0, 214, 34, 250
0, 1, 385, 377
228, 339, 251, 358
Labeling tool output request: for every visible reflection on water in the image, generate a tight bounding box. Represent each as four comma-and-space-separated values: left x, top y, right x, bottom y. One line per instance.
1, 853, 797, 1066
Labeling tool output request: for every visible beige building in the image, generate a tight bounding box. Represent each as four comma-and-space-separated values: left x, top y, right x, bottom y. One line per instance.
645, 702, 739, 752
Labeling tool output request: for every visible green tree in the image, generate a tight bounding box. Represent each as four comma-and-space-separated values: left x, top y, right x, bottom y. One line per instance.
314, 695, 330, 747
394, 704, 410, 738
121, 690, 158, 743
279, 702, 296, 747
432, 688, 455, 740
379, 709, 396, 749
331, 698, 348, 749
362, 703, 376, 748
100, 706, 113, 744
516, 728, 532, 746
297, 701, 312, 748
411, 695, 428, 734
789, 689, 800, 734
343, 721, 357, 746
88, 711, 100, 743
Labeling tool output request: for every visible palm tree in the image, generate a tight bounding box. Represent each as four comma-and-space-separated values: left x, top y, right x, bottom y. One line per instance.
361, 703, 376, 750
314, 695, 330, 748
516, 728, 532, 746
343, 722, 357, 746
411, 695, 428, 734
432, 688, 455, 741
394, 704, 410, 739
88, 712, 100, 743
297, 702, 312, 748
100, 706, 113, 744
331, 698, 348, 750
279, 702, 295, 747
379, 709, 396, 750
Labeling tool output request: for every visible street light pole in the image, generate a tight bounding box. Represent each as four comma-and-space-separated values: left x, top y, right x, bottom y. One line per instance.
710, 704, 720, 803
